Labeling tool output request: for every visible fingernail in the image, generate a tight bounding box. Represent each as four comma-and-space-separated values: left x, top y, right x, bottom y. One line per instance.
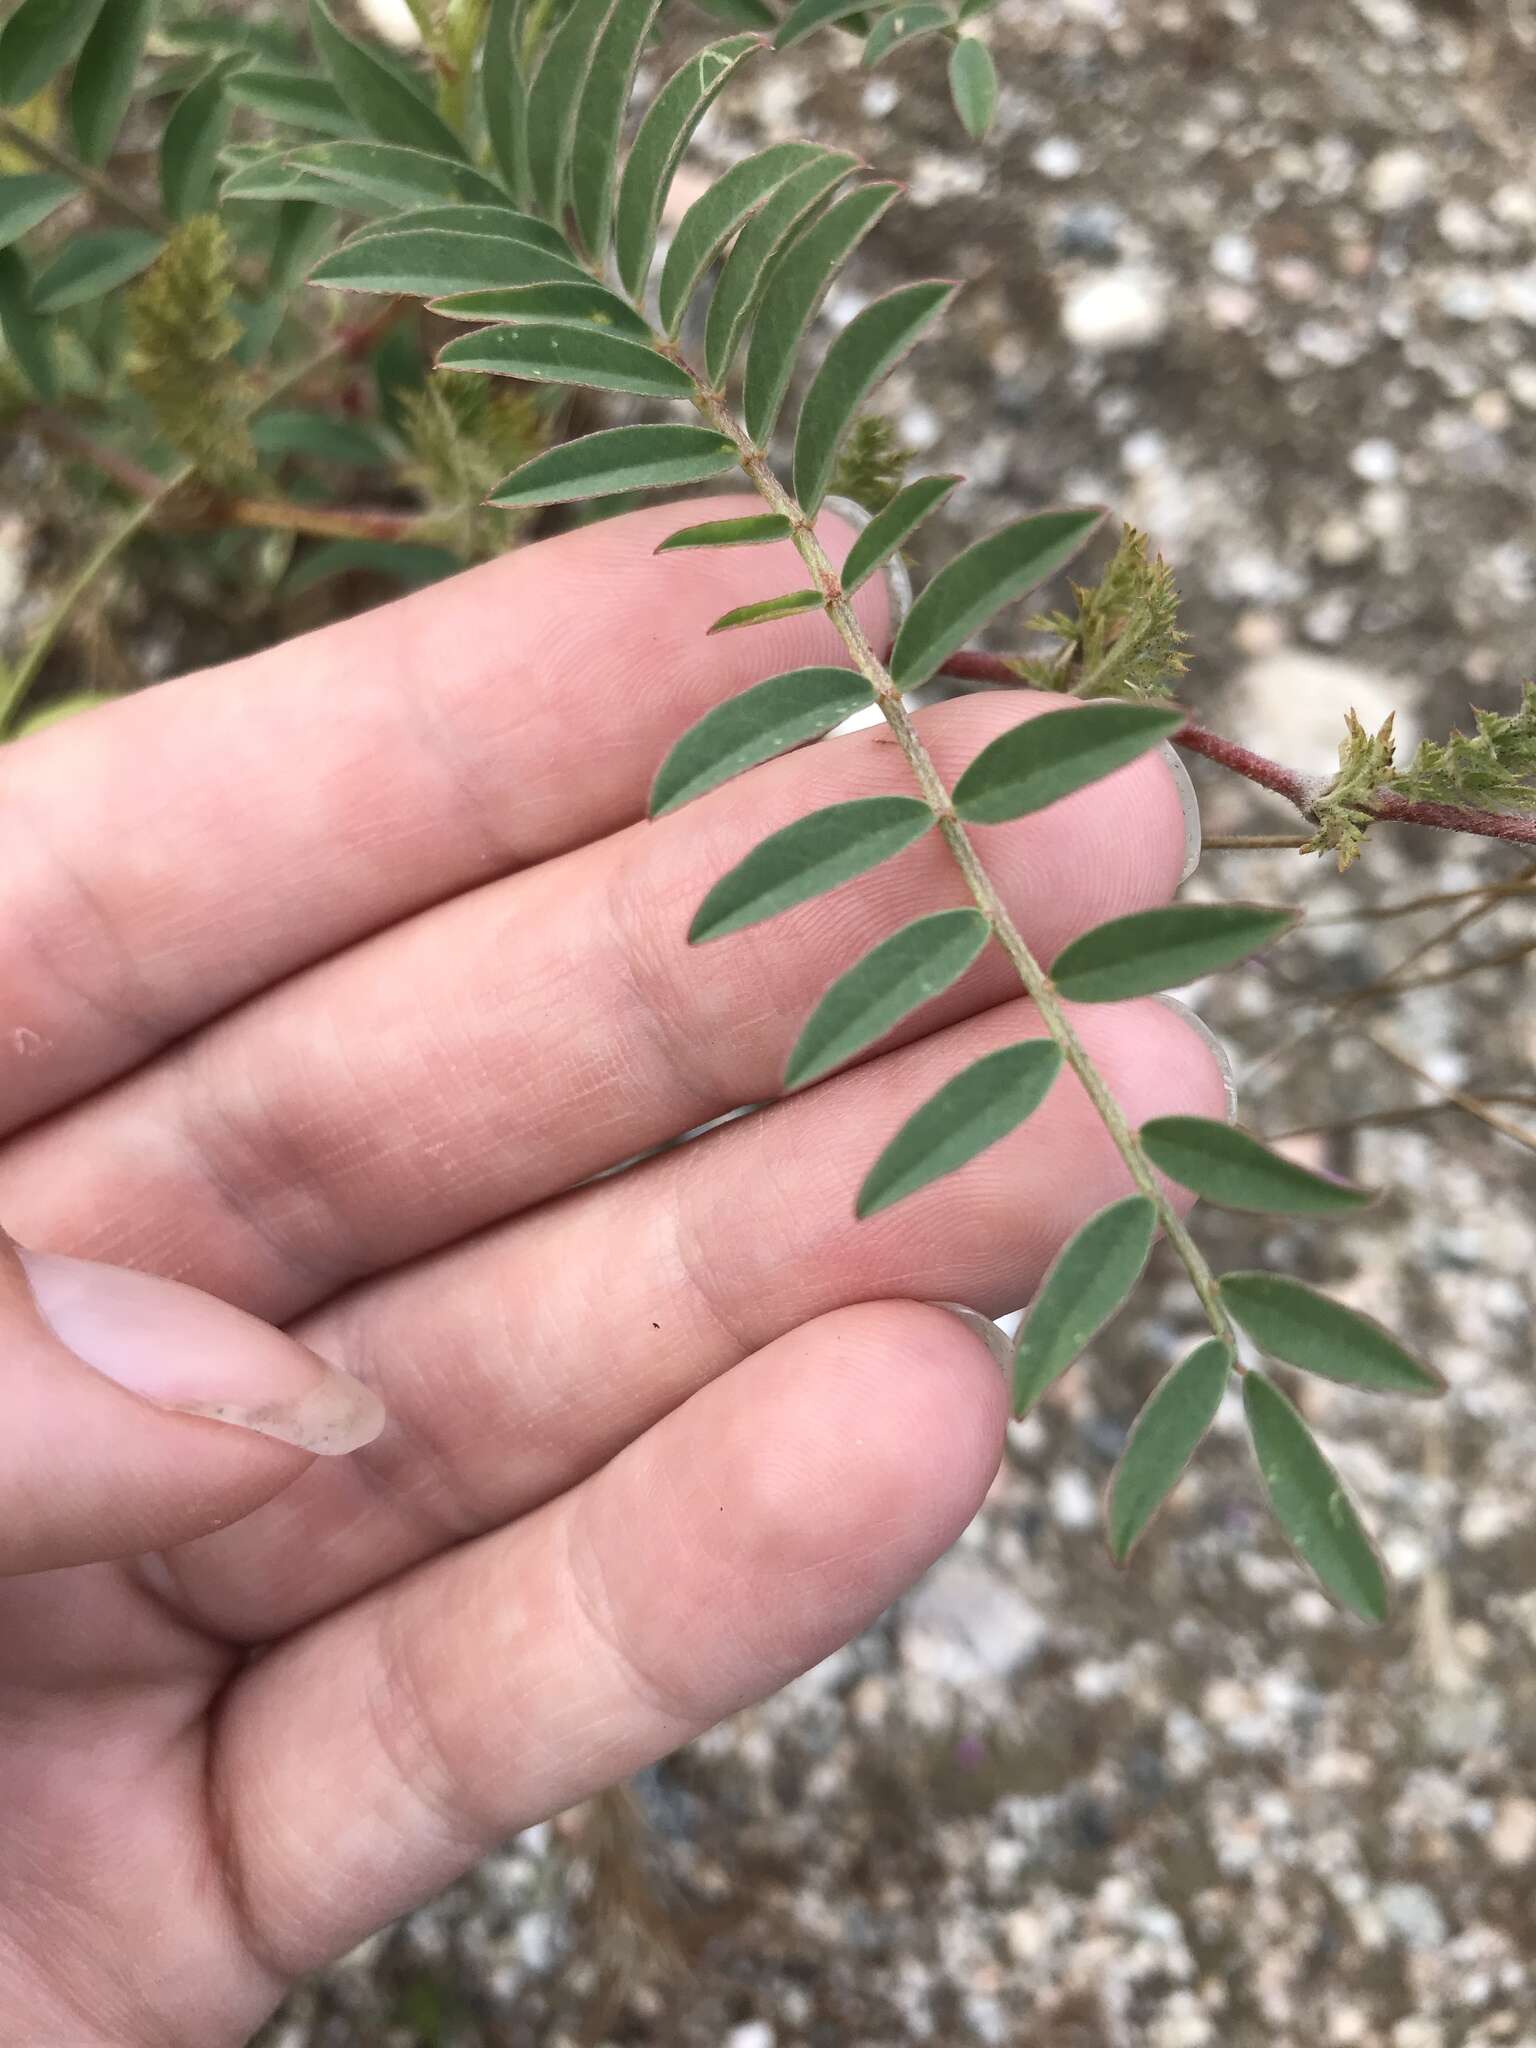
18, 1248, 385, 1456
823, 492, 911, 632
1159, 740, 1202, 884
1149, 995, 1240, 1123
931, 1301, 1012, 1371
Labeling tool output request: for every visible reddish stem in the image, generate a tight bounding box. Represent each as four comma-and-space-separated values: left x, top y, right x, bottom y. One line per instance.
934, 649, 1536, 851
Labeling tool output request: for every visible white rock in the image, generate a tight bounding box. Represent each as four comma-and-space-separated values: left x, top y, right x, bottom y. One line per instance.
1379, 1882, 1448, 1951
1365, 147, 1429, 213
355, 0, 422, 43
726, 2024, 775, 2048
1350, 436, 1400, 483
1050, 1467, 1098, 1530
1489, 1798, 1536, 1869
1033, 136, 1083, 179
902, 1553, 1047, 1684
1061, 269, 1170, 352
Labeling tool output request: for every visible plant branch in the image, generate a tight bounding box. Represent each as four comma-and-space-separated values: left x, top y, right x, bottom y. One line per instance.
0, 110, 169, 237
1203, 833, 1312, 852
937, 648, 1536, 850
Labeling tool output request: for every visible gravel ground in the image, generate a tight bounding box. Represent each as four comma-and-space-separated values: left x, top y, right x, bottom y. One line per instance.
250, 0, 1532, 2038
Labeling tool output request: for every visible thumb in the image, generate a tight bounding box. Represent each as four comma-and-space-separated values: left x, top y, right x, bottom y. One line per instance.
1, 1225, 383, 1576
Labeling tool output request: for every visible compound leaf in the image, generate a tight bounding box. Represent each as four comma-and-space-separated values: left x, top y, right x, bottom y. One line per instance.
1108, 1338, 1231, 1561
307, 0, 462, 158
1012, 1193, 1156, 1414
649, 663, 868, 815
841, 472, 959, 592
792, 279, 954, 512
703, 150, 856, 384
856, 1039, 1063, 1217
785, 908, 989, 1089
689, 795, 932, 943
1221, 1271, 1443, 1397
487, 421, 740, 506
953, 700, 1184, 823
1139, 1117, 1375, 1216
1243, 1371, 1388, 1623
1050, 902, 1298, 1003
437, 321, 694, 396
659, 139, 822, 333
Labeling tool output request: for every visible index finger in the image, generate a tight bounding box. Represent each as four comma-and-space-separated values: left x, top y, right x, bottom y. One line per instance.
0, 497, 888, 1140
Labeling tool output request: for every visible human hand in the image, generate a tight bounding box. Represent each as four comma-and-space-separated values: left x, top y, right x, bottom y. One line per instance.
0, 500, 1224, 2044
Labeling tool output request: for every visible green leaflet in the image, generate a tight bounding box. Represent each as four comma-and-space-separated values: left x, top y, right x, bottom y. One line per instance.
792, 279, 955, 512
0, 246, 55, 398
614, 34, 761, 299
1243, 1372, 1388, 1623
862, 4, 950, 67
224, 70, 362, 138
841, 473, 959, 592
1049, 902, 1298, 1003
0, 174, 75, 251
659, 140, 823, 335
274, 140, 508, 209
570, 0, 664, 256
0, 0, 104, 108
344, 205, 563, 254
1108, 1339, 1231, 1562
1012, 1193, 1156, 1414
268, 200, 334, 292
952, 701, 1184, 823
656, 513, 794, 551
775, 0, 875, 47
708, 589, 822, 633
70, 0, 153, 164
430, 280, 649, 335
488, 422, 740, 507
285, 537, 459, 595
220, 154, 375, 210
1139, 1116, 1375, 1216
160, 63, 235, 221
307, 0, 463, 159
481, 0, 531, 206
689, 795, 933, 943
30, 228, 160, 312
524, 0, 613, 221
742, 181, 899, 445
948, 35, 998, 141
1221, 1271, 1444, 1397
649, 663, 868, 815
856, 1039, 1063, 1218
784, 908, 990, 1089
437, 322, 693, 398
703, 151, 857, 385
890, 507, 1105, 689
311, 227, 583, 297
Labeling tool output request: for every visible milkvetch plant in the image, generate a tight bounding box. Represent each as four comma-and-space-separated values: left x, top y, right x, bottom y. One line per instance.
3, 0, 1534, 1623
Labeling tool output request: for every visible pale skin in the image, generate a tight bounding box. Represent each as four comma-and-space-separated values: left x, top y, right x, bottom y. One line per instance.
0, 500, 1225, 2045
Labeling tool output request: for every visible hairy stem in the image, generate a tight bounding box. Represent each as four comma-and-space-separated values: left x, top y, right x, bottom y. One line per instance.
676, 376, 1233, 1349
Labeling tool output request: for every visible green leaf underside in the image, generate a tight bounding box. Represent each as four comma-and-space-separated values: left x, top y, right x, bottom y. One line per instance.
890, 508, 1105, 690
1243, 1372, 1388, 1623
657, 514, 794, 551
0, 246, 54, 398
0, 0, 104, 109
743, 181, 900, 445
703, 151, 857, 385
220, 156, 375, 210
525, 0, 612, 220
785, 908, 989, 1090
841, 473, 960, 592
311, 229, 584, 297
270, 141, 508, 209
1221, 1271, 1443, 1397
430, 280, 649, 334
1139, 1116, 1375, 1216
571, 0, 665, 256
948, 35, 998, 140
225, 70, 361, 137
708, 589, 822, 633
346, 205, 567, 259
650, 664, 868, 815
1108, 1339, 1231, 1561
863, 4, 950, 66
488, 423, 740, 507
482, 0, 530, 205
30, 229, 160, 312
775, 0, 875, 47
614, 33, 762, 299
953, 701, 1184, 824
70, 0, 153, 163
162, 67, 235, 221
792, 280, 954, 513
0, 174, 75, 251
1050, 902, 1297, 1003
856, 1039, 1063, 1217
437, 323, 693, 398
308, 0, 462, 159
1012, 1193, 1157, 1414
689, 796, 932, 944
659, 140, 823, 334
